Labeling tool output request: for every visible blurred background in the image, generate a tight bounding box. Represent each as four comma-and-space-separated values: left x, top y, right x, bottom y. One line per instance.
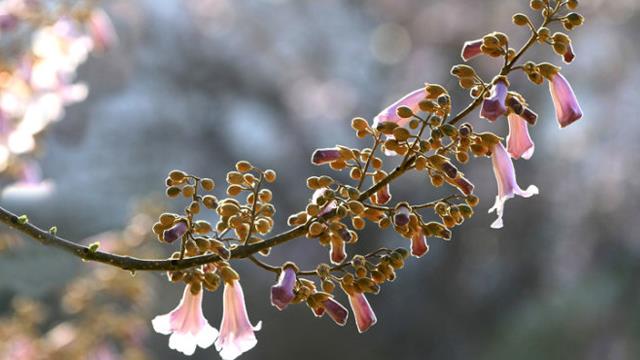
1, 0, 639, 359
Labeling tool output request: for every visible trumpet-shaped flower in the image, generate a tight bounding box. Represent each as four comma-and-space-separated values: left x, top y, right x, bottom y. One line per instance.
506, 113, 535, 160
313, 298, 349, 326
311, 148, 341, 165
480, 80, 508, 121
270, 265, 297, 311
216, 280, 262, 360
488, 142, 538, 229
347, 291, 377, 333
151, 285, 218, 356
373, 88, 425, 156
410, 231, 429, 258
460, 39, 483, 61
549, 72, 582, 128
163, 221, 187, 243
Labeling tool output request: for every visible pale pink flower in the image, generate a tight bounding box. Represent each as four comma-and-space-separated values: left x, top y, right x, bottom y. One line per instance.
506, 113, 535, 160
373, 88, 424, 156
87, 9, 118, 53
152, 285, 218, 356
461, 39, 483, 61
270, 265, 297, 311
488, 142, 539, 229
216, 280, 262, 360
549, 72, 583, 128
480, 80, 508, 121
347, 291, 377, 333
372, 88, 424, 129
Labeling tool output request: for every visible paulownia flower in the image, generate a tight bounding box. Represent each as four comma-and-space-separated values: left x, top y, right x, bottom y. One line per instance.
373, 88, 424, 156
216, 280, 262, 360
460, 39, 483, 61
488, 142, 539, 229
313, 188, 337, 217
313, 298, 349, 326
549, 72, 582, 128
270, 265, 297, 311
163, 221, 187, 243
311, 148, 341, 165
480, 79, 508, 121
347, 291, 377, 333
87, 9, 118, 53
410, 230, 429, 258
506, 113, 535, 160
151, 285, 218, 356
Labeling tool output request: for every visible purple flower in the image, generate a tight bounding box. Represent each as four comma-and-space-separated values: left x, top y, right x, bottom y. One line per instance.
461, 39, 483, 61
163, 222, 187, 243
480, 80, 508, 121
521, 107, 538, 126
151, 285, 218, 356
216, 280, 262, 360
445, 175, 474, 196
506, 113, 535, 160
563, 43, 575, 64
313, 298, 349, 326
372, 184, 392, 205
488, 143, 539, 229
312, 188, 337, 217
311, 148, 341, 165
549, 72, 583, 128
347, 291, 377, 333
393, 205, 410, 227
270, 265, 297, 311
410, 231, 429, 258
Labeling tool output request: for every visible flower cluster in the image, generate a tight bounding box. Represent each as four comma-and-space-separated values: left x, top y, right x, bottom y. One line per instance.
142, 1, 586, 359
0, 0, 116, 195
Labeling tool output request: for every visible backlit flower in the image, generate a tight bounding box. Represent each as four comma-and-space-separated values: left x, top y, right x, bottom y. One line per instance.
461, 39, 483, 61
373, 88, 424, 156
151, 285, 218, 356
347, 291, 377, 333
488, 142, 538, 229
506, 113, 535, 160
270, 265, 297, 311
163, 221, 187, 243
311, 148, 341, 165
480, 79, 508, 121
313, 298, 349, 326
410, 230, 429, 258
216, 280, 262, 360
549, 72, 582, 128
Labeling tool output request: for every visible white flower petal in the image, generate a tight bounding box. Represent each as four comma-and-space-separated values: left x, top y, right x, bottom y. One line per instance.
169, 332, 197, 356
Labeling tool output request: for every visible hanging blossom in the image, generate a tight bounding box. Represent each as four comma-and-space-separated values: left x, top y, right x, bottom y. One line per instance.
151, 285, 218, 356
488, 142, 539, 229
216, 280, 262, 360
270, 264, 297, 311
346, 291, 377, 333
312, 297, 349, 326
548, 72, 583, 128
480, 78, 508, 121
506, 113, 535, 160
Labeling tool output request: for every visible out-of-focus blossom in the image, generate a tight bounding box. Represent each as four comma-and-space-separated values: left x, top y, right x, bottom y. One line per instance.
216, 280, 262, 360
270, 265, 297, 311
1, 161, 54, 200
347, 291, 377, 333
488, 142, 539, 229
311, 147, 341, 165
549, 72, 583, 128
460, 39, 483, 61
480, 79, 508, 121
87, 9, 118, 53
152, 285, 218, 356
506, 113, 535, 160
